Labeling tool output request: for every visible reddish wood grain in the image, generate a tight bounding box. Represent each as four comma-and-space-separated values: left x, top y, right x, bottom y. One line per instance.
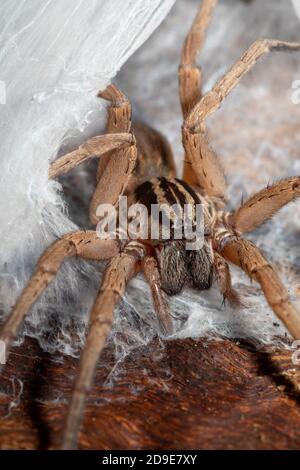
0, 336, 300, 450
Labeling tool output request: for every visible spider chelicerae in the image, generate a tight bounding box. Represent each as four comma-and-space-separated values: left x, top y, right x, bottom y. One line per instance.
1, 0, 300, 450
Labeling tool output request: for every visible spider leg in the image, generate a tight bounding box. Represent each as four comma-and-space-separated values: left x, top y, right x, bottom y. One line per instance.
61, 240, 145, 450
187, 39, 300, 132
0, 231, 118, 361
182, 37, 300, 198
89, 85, 137, 224
220, 237, 300, 339
180, 0, 224, 193
214, 252, 241, 307
179, 0, 217, 185
229, 177, 300, 235
179, 0, 217, 118
96, 85, 132, 182
142, 256, 173, 336
49, 132, 134, 179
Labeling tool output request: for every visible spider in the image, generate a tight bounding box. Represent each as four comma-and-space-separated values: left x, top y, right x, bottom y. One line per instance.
1, 0, 300, 450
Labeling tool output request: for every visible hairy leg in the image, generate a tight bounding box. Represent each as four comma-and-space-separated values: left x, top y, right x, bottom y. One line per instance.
142, 256, 173, 336
179, 0, 217, 118
89, 85, 136, 224
187, 39, 300, 131
61, 241, 145, 450
49, 133, 134, 179
229, 177, 300, 234
179, 0, 217, 184
0, 232, 118, 358
220, 237, 300, 339
183, 38, 300, 198
96, 85, 132, 181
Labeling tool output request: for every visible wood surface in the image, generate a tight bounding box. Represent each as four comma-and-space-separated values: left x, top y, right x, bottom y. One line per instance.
0, 335, 300, 450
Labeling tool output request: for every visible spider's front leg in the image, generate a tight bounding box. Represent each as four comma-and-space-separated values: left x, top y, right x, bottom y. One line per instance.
49, 132, 134, 179
179, 0, 217, 119
221, 237, 300, 339
96, 84, 132, 182
61, 240, 146, 450
0, 232, 118, 367
180, 1, 300, 197
89, 85, 137, 224
49, 84, 139, 227
179, 0, 220, 188
183, 38, 300, 195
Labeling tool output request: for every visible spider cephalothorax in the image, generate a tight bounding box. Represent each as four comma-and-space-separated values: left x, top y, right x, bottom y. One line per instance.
1, 0, 300, 450
134, 176, 217, 296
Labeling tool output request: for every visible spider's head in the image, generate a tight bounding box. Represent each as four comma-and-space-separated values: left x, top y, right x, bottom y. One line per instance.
133, 176, 215, 296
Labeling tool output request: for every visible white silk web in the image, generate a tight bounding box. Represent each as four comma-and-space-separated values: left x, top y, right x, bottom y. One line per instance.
0, 0, 300, 361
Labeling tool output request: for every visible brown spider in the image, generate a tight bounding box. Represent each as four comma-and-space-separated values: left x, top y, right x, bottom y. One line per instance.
1, 0, 300, 450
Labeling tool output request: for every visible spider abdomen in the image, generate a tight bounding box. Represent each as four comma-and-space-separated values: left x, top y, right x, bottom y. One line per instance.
134, 177, 214, 295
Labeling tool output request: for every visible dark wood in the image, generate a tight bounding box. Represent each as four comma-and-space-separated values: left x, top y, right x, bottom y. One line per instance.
0, 335, 300, 450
